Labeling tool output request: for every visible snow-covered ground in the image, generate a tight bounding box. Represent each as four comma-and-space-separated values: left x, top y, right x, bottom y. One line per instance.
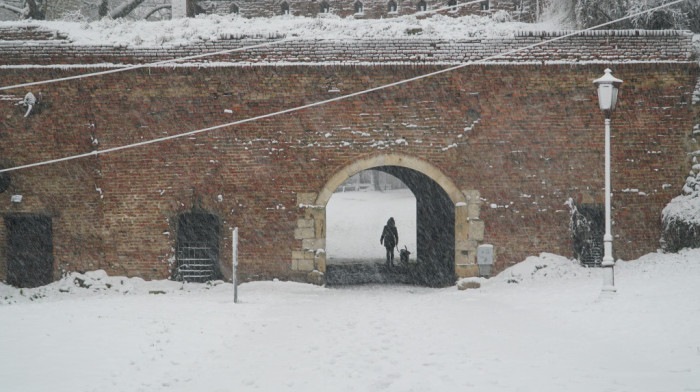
327, 188, 416, 262
1, 249, 699, 392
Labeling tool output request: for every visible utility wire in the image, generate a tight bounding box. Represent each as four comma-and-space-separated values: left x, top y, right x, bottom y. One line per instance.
0, 0, 688, 174
0, 0, 488, 92
0, 38, 294, 92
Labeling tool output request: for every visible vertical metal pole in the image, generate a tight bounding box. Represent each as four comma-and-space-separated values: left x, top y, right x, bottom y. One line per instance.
602, 118, 616, 292
233, 227, 239, 303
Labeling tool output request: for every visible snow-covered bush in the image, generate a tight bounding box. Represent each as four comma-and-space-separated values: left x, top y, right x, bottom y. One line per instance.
661, 159, 700, 252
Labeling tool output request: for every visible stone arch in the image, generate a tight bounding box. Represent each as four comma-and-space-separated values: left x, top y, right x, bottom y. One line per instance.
315, 154, 466, 206
294, 154, 484, 286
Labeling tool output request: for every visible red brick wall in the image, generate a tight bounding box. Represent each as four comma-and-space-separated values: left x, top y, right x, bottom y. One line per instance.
0, 31, 694, 66
1, 61, 697, 282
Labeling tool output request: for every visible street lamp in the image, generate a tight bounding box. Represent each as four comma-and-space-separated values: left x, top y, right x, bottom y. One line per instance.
593, 68, 622, 293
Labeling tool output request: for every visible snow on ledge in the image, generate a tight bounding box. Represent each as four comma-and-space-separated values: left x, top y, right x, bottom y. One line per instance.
2, 13, 566, 48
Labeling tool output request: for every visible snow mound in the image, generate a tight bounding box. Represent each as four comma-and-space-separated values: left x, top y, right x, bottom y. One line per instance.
0, 12, 564, 47
617, 248, 700, 277
0, 269, 228, 304
487, 252, 594, 285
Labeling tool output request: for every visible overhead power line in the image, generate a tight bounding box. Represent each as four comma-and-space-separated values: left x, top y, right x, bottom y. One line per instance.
0, 0, 688, 174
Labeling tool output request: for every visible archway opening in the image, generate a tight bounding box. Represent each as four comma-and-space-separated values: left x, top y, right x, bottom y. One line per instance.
325, 166, 455, 287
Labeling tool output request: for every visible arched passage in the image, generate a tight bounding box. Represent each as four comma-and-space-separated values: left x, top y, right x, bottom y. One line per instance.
293, 154, 484, 287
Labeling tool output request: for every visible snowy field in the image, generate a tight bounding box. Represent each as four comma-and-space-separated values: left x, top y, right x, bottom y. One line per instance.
1, 250, 699, 392
327, 189, 416, 262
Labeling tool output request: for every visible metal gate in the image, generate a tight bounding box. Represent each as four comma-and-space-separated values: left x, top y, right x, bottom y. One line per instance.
176, 241, 217, 282
175, 213, 220, 282
572, 204, 604, 267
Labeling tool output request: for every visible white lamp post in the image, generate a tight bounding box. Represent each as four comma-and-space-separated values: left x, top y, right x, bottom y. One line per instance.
593, 68, 622, 293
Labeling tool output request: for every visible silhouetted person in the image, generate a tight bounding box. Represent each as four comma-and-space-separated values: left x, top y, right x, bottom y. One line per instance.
380, 217, 399, 268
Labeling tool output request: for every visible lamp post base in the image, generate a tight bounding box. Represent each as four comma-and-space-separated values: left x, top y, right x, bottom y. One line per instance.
601, 263, 616, 292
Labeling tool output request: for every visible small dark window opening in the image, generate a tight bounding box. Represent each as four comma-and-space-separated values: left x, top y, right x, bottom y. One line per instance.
5, 215, 53, 288
281, 2, 290, 14
447, 0, 457, 11
480, 0, 489, 10
417, 0, 426, 11
320, 1, 330, 13
0, 173, 10, 194
388, 0, 397, 12
354, 1, 363, 13
176, 213, 221, 282
571, 204, 604, 267
230, 3, 239, 13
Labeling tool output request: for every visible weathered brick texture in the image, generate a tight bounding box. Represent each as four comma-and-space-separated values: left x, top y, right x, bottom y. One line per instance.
0, 30, 694, 66
0, 31, 698, 283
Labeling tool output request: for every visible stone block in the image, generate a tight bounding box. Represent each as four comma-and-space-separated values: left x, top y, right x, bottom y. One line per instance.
462, 189, 481, 203
291, 250, 306, 260
297, 192, 318, 206
308, 208, 326, 237
456, 238, 478, 252
294, 227, 315, 239
455, 248, 476, 265
302, 238, 325, 251
457, 280, 481, 290
297, 218, 314, 228
307, 270, 325, 286
315, 252, 327, 273
467, 202, 481, 219
468, 220, 485, 241
455, 263, 479, 278
292, 258, 314, 271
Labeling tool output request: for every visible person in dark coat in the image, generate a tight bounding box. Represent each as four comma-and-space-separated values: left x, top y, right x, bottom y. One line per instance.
380, 217, 399, 268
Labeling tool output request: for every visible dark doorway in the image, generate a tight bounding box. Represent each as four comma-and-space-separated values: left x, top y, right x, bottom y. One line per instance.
326, 166, 455, 287
176, 213, 221, 282
380, 166, 455, 286
5, 215, 53, 288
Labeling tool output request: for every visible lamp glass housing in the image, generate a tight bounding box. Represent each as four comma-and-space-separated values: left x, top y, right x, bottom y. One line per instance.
593, 69, 622, 118
597, 83, 618, 112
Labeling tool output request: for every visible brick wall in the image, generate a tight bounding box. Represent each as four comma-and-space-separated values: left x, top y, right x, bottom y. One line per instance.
0, 33, 698, 283
0, 30, 694, 66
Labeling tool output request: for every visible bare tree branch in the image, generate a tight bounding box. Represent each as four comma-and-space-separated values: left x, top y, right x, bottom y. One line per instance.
0, 1, 27, 17
108, 0, 146, 19
144, 4, 171, 20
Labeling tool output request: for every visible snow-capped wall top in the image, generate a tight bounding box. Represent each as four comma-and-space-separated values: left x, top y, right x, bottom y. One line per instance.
0, 15, 696, 66
0, 13, 559, 47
